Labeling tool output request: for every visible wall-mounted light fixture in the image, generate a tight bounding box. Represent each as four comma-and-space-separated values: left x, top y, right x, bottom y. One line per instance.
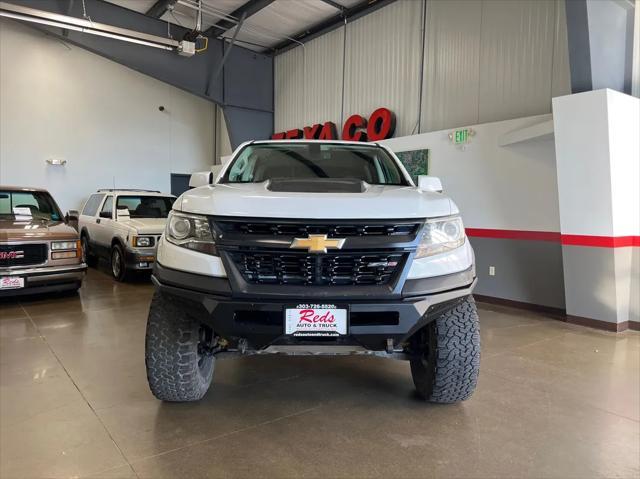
46, 159, 67, 166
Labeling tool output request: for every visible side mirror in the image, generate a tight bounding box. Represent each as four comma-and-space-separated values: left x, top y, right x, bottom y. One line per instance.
189, 171, 213, 188
116, 207, 130, 220
211, 164, 223, 180
417, 175, 443, 193
65, 210, 79, 222
65, 210, 79, 231
99, 211, 112, 219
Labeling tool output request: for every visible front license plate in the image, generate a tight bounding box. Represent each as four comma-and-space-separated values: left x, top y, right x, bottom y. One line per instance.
285, 304, 348, 337
0, 277, 24, 289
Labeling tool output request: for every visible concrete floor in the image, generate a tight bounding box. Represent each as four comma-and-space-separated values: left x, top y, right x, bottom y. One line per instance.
0, 269, 638, 479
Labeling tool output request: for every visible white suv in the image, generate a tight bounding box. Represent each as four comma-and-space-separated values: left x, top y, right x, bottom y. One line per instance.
78, 189, 175, 281
145, 141, 479, 404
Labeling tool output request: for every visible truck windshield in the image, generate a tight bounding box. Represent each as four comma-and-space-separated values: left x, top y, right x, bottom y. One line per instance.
0, 190, 63, 221
221, 143, 408, 185
116, 196, 174, 218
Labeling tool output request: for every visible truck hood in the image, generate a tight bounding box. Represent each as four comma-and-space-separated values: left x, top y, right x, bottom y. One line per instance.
118, 218, 167, 234
0, 218, 78, 242
177, 182, 456, 219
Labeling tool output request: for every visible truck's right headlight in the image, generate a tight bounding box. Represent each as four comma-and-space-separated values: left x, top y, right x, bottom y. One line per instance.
166, 211, 217, 255
415, 215, 465, 259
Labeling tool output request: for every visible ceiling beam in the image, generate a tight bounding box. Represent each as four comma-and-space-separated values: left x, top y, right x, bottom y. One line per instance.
204, 0, 274, 36
319, 0, 346, 15
273, 0, 396, 54
146, 0, 177, 19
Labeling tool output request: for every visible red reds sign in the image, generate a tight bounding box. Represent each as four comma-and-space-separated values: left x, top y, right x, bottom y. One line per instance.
271, 107, 396, 142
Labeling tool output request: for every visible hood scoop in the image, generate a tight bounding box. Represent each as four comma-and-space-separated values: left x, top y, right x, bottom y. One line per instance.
266, 178, 366, 193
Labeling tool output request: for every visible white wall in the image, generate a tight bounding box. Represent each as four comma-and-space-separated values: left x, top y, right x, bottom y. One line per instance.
275, 0, 571, 137
0, 19, 217, 212
381, 114, 561, 233
634, 0, 640, 97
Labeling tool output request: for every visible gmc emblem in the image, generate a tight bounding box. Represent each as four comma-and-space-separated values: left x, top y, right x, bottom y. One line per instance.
0, 251, 24, 260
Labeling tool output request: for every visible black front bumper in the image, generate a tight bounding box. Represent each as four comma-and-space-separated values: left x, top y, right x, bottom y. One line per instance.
124, 249, 156, 270
0, 264, 86, 298
152, 262, 476, 352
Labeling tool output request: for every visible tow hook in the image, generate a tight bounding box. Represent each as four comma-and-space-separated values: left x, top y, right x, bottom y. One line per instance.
386, 338, 394, 354
199, 338, 249, 358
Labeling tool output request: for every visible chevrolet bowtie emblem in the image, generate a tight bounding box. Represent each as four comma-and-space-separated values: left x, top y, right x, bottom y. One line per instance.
290, 234, 346, 253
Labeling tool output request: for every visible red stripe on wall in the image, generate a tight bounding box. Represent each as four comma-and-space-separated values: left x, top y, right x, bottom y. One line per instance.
560, 235, 640, 248
466, 228, 640, 248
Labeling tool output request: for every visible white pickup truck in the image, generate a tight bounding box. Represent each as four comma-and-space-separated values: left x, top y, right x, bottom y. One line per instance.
145, 140, 479, 403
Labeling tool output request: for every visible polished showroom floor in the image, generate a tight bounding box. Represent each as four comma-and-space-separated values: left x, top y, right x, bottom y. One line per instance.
1, 268, 639, 479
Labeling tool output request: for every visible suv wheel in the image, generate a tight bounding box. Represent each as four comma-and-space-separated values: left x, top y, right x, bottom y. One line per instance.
410, 296, 480, 403
81, 235, 97, 267
145, 291, 215, 402
110, 244, 128, 282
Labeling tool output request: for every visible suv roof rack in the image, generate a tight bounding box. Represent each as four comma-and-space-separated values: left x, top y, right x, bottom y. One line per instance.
97, 189, 161, 193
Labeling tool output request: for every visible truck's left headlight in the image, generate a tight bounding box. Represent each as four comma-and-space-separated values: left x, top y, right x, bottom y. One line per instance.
415, 215, 465, 259
166, 211, 217, 255
51, 240, 81, 259
132, 236, 154, 248
51, 241, 78, 251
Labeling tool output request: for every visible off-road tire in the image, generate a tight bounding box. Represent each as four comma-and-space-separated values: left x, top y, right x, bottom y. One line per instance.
110, 244, 128, 282
145, 291, 215, 402
410, 296, 480, 403
81, 234, 97, 267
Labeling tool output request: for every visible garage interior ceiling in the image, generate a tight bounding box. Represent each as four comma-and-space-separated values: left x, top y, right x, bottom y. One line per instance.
105, 0, 366, 52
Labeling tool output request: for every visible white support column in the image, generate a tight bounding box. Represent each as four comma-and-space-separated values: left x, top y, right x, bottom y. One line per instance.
552, 89, 640, 330
633, 0, 639, 97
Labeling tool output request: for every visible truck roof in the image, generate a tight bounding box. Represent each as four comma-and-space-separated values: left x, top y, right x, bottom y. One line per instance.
248, 140, 382, 146
96, 189, 175, 197
0, 185, 49, 192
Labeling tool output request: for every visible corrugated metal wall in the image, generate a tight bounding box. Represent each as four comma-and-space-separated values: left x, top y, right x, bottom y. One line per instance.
478, 0, 557, 122
275, 27, 344, 130
343, 0, 423, 136
274, 46, 305, 130
274, 0, 571, 136
301, 27, 345, 127
421, 0, 483, 132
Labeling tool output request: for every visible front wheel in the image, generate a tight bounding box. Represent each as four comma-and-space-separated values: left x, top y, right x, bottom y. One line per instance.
410, 296, 480, 403
145, 291, 215, 402
81, 235, 97, 267
110, 244, 128, 282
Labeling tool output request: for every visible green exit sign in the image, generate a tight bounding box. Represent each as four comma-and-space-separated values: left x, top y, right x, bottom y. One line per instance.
454, 129, 469, 144
449, 128, 475, 146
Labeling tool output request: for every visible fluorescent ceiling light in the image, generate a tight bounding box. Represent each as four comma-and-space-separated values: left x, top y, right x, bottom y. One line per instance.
0, 2, 190, 54
0, 11, 84, 33
83, 29, 173, 51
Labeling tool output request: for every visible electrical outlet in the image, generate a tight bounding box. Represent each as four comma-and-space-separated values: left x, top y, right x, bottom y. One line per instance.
489, 266, 495, 276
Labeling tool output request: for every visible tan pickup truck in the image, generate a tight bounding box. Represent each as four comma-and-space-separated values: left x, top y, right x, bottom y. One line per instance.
0, 186, 86, 297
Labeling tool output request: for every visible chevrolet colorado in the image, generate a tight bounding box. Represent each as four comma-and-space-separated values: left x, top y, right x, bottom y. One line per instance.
145, 140, 479, 403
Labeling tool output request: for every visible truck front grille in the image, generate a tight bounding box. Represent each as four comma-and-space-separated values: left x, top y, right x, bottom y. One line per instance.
0, 243, 48, 268
216, 221, 419, 238
229, 250, 406, 286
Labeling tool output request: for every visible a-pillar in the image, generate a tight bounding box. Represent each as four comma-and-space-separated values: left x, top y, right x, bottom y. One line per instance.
552, 89, 639, 331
